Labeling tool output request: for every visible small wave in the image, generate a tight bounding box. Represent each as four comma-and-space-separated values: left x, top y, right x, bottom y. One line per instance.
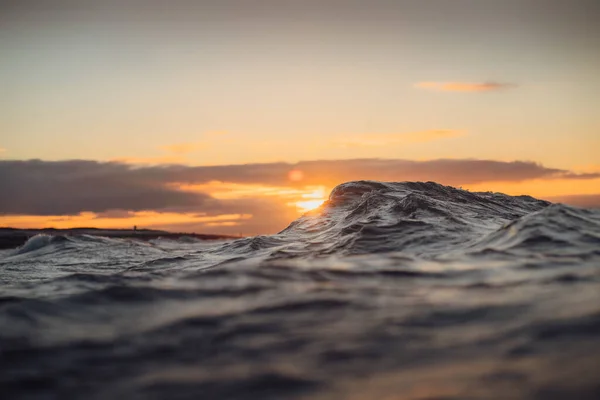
13, 234, 70, 255
469, 204, 600, 256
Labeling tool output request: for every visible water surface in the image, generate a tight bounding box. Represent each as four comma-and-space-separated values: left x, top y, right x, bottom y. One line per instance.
2, 181, 600, 399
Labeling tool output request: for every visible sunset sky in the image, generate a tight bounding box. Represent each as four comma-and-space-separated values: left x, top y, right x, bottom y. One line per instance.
1, 0, 599, 234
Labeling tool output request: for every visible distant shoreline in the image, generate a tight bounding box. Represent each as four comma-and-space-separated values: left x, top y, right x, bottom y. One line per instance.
0, 227, 239, 250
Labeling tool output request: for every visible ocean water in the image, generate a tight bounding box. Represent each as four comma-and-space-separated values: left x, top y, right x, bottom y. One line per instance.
1, 181, 600, 399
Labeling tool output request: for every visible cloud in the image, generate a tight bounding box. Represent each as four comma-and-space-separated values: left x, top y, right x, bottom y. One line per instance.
0, 147, 5, 153
93, 209, 138, 219
284, 159, 598, 188
0, 158, 597, 218
112, 156, 187, 165
0, 160, 208, 215
546, 194, 600, 209
110, 142, 208, 165
558, 172, 600, 180
159, 143, 207, 155
333, 130, 464, 148
1, 158, 598, 234
415, 81, 516, 92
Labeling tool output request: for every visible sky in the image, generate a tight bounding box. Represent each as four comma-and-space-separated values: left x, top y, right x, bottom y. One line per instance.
1, 0, 599, 234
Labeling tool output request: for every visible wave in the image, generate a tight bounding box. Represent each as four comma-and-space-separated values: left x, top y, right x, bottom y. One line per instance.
469, 203, 600, 256
1, 181, 600, 399
13, 234, 72, 255
8, 233, 160, 260
272, 181, 553, 258
8, 181, 597, 264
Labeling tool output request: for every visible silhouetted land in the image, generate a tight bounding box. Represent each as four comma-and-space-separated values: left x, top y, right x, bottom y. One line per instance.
0, 228, 238, 250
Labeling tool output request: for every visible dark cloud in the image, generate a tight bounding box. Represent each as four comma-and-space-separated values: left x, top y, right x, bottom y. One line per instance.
287, 159, 597, 187
0, 158, 597, 216
546, 194, 600, 209
109, 158, 597, 188
0, 160, 206, 215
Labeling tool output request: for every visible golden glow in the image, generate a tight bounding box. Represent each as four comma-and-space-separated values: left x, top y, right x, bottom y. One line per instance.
177, 181, 330, 214
204, 221, 242, 227
288, 169, 304, 182
179, 181, 330, 213
111, 156, 186, 165
0, 212, 251, 230
295, 199, 326, 212
293, 187, 327, 212
0, 182, 334, 230
2, 174, 597, 232
176, 181, 309, 199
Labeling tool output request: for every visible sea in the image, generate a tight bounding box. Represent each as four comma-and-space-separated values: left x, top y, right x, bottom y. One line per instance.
1, 181, 600, 399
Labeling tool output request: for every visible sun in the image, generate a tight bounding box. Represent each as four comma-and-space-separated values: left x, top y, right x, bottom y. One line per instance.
294, 187, 327, 212
295, 199, 325, 212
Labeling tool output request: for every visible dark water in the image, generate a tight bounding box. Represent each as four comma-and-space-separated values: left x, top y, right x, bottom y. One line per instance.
2, 181, 600, 399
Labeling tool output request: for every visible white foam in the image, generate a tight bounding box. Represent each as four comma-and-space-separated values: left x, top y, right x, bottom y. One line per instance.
14, 234, 54, 255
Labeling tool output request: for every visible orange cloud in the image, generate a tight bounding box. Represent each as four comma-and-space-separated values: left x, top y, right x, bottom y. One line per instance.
0, 147, 6, 154
2, 159, 599, 235
334, 130, 465, 148
204, 221, 243, 227
111, 156, 186, 165
573, 164, 600, 173
112, 142, 208, 165
177, 181, 330, 214
0, 211, 252, 230
176, 181, 329, 204
2, 158, 599, 235
159, 143, 207, 154
415, 81, 516, 92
